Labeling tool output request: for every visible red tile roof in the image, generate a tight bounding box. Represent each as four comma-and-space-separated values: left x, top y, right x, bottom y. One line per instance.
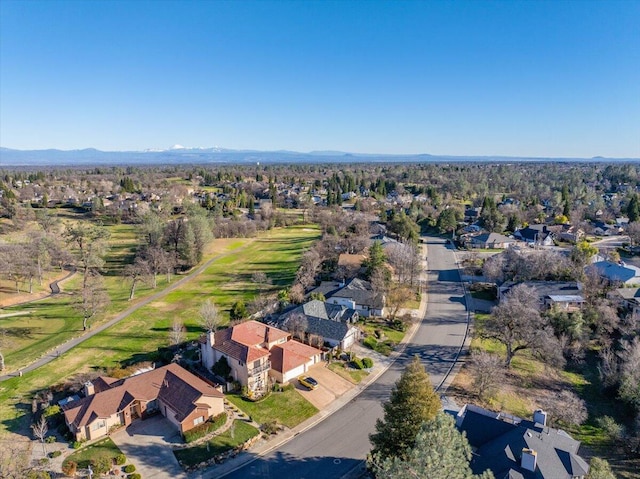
62, 364, 222, 429
213, 320, 288, 363
270, 340, 322, 374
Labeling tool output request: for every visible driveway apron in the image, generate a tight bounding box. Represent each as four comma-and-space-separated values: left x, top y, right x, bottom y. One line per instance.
111, 415, 186, 479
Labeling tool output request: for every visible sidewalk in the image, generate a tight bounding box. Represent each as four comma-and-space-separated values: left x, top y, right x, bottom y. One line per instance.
191, 248, 430, 479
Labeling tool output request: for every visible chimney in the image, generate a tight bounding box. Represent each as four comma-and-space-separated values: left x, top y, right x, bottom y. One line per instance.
521, 448, 537, 472
83, 381, 95, 397
264, 326, 271, 345
533, 409, 547, 426
207, 330, 215, 347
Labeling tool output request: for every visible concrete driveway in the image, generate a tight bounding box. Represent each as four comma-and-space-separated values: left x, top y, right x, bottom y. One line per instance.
294, 364, 354, 409
111, 415, 186, 479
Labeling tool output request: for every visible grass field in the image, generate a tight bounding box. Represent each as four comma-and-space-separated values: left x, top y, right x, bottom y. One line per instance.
173, 420, 260, 468
226, 388, 318, 429
0, 225, 320, 438
451, 313, 639, 479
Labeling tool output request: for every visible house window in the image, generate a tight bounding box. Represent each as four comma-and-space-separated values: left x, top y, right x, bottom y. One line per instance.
92, 419, 106, 431
193, 416, 204, 426
253, 360, 261, 369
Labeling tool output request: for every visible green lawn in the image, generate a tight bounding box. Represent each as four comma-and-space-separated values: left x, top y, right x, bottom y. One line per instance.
361, 320, 406, 344
174, 420, 260, 468
62, 437, 123, 469
226, 388, 318, 429
0, 225, 320, 437
328, 362, 369, 384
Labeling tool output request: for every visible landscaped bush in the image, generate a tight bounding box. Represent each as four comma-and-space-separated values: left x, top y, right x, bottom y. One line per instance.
123, 464, 136, 473
115, 453, 127, 465
62, 460, 77, 476
26, 471, 51, 479
352, 358, 364, 370
363, 336, 378, 350
71, 440, 85, 449
128, 474, 141, 479
362, 357, 374, 369
261, 420, 279, 435
45, 435, 56, 443
183, 412, 227, 443
212, 356, 232, 378
48, 450, 61, 458
92, 456, 113, 475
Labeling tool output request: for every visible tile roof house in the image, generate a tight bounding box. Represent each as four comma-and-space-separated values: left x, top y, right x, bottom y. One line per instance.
61, 363, 224, 441
272, 299, 361, 349
498, 281, 584, 311
589, 261, 640, 286
200, 320, 322, 393
457, 404, 589, 479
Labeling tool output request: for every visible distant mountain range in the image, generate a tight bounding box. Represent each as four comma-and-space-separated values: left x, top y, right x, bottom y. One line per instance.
0, 146, 636, 167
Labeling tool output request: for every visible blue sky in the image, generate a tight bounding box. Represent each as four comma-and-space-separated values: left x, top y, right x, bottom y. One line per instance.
1, 0, 639, 157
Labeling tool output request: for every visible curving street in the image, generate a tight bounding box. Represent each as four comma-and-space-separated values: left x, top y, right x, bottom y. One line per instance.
215, 236, 470, 479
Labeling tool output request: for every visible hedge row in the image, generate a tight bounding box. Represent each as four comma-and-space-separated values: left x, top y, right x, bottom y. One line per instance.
184, 412, 227, 443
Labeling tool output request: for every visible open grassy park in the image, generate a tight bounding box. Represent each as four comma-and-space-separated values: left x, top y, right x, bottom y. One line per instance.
0, 225, 320, 437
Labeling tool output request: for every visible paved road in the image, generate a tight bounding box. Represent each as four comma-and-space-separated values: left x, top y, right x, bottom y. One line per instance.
0, 245, 248, 381
220, 236, 470, 479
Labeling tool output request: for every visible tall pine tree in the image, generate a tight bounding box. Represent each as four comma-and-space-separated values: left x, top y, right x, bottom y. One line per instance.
369, 356, 441, 460
372, 413, 494, 479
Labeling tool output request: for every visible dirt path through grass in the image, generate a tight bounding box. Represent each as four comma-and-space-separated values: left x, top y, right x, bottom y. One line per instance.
0, 242, 251, 382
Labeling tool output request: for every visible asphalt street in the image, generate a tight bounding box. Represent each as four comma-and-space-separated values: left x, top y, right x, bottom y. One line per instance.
221, 236, 470, 479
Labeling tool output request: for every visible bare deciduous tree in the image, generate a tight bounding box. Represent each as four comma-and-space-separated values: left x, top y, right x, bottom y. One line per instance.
470, 351, 504, 399
198, 299, 220, 332
481, 284, 564, 368
169, 320, 186, 346
123, 257, 150, 300
75, 272, 109, 330
541, 390, 588, 427
31, 415, 48, 456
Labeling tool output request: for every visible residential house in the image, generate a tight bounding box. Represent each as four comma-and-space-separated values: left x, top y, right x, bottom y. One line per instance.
589, 260, 640, 286
61, 364, 225, 441
608, 287, 640, 317
269, 340, 324, 383
272, 299, 361, 349
200, 320, 322, 392
591, 220, 622, 236
514, 225, 555, 246
557, 224, 584, 243
326, 277, 385, 317
464, 207, 482, 223
498, 281, 584, 311
469, 232, 517, 249
457, 404, 589, 479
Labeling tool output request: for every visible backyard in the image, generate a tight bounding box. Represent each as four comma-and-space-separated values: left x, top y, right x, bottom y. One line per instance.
0, 225, 320, 440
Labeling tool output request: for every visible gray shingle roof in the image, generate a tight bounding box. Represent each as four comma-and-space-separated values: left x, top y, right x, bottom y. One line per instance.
458, 405, 589, 479
330, 278, 384, 309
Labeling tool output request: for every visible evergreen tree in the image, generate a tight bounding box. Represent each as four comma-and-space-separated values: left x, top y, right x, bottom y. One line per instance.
627, 194, 639, 223
363, 241, 386, 279
372, 412, 494, 479
587, 457, 616, 479
369, 356, 441, 460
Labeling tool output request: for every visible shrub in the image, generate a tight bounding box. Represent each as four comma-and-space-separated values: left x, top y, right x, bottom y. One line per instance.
123, 464, 136, 473
43, 404, 61, 418
38, 458, 49, 467
183, 412, 227, 443
212, 356, 232, 378
115, 453, 127, 465
261, 420, 279, 435
62, 460, 77, 476
352, 358, 364, 370
362, 357, 374, 369
92, 456, 113, 475
128, 474, 141, 479
48, 450, 61, 458
363, 336, 378, 350
45, 435, 56, 443
71, 440, 84, 449
27, 472, 51, 479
